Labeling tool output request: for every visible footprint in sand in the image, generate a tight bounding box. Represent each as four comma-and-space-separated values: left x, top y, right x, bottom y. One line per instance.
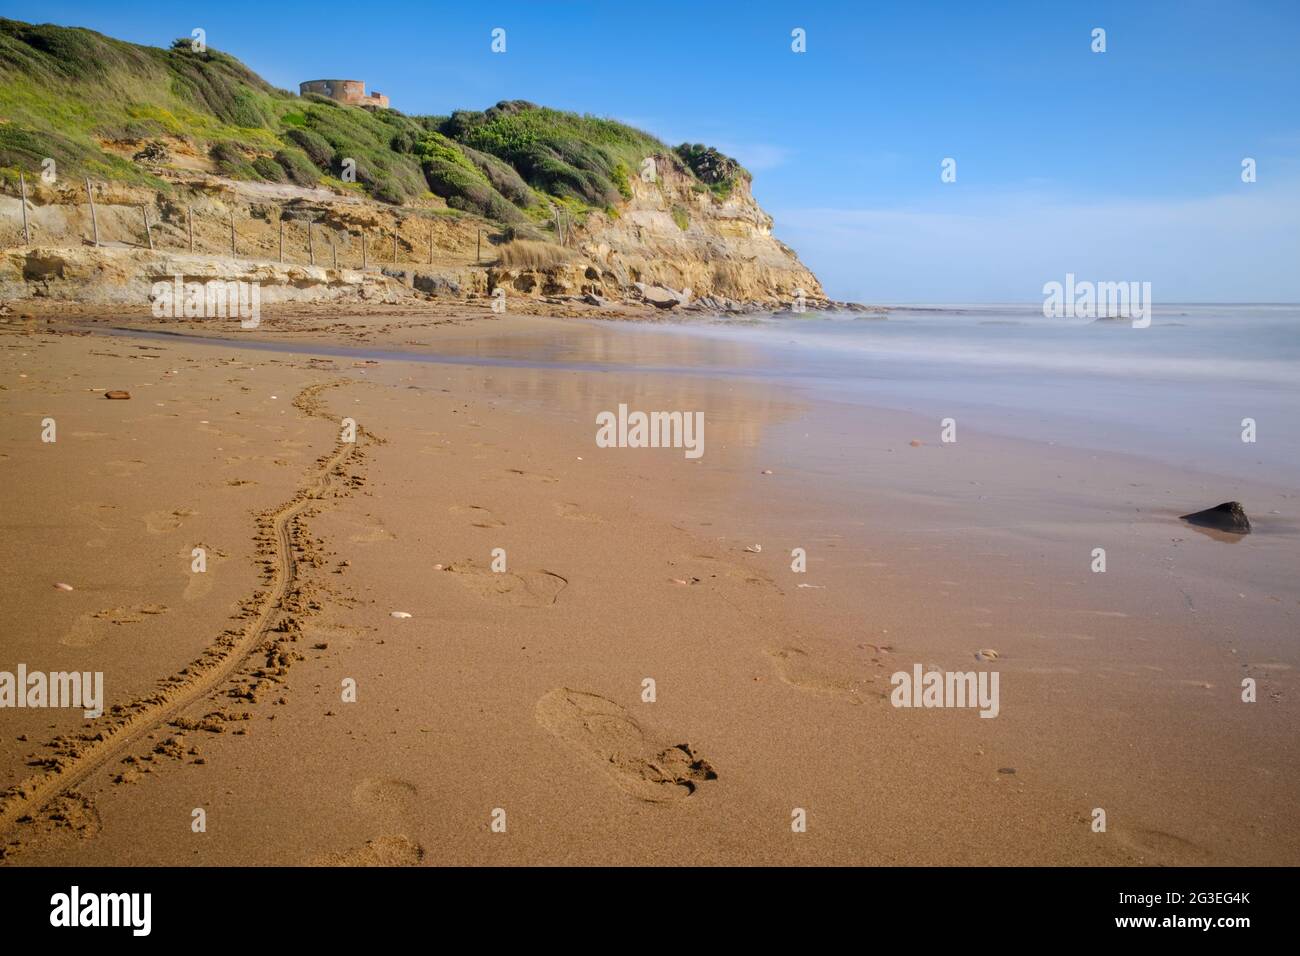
72, 502, 119, 533
144, 509, 196, 534
506, 468, 558, 484
351, 777, 421, 821
182, 575, 212, 602
102, 459, 147, 478
341, 514, 397, 544
308, 834, 424, 867
443, 561, 567, 607
669, 553, 780, 593
301, 620, 369, 652
92, 604, 167, 623
764, 646, 874, 704
1243, 661, 1293, 677
61, 605, 169, 647
449, 504, 505, 529
554, 502, 603, 523
1111, 826, 1212, 864
307, 778, 424, 866
535, 688, 717, 803
181, 546, 228, 601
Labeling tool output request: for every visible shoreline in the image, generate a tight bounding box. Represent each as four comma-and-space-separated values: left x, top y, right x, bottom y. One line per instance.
1, 308, 1296, 865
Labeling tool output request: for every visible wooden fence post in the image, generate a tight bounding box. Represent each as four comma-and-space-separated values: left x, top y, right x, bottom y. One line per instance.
229, 211, 236, 255
85, 179, 99, 247
279, 219, 284, 263
362, 230, 367, 269
308, 221, 315, 266
142, 205, 154, 250
19, 172, 30, 244
187, 207, 194, 253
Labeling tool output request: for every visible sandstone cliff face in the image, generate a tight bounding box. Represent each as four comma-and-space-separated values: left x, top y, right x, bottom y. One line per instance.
578, 154, 824, 305
0, 244, 457, 307
0, 160, 825, 311
487, 154, 825, 309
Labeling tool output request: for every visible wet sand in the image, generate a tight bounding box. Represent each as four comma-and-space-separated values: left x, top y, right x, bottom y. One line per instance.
0, 310, 1296, 865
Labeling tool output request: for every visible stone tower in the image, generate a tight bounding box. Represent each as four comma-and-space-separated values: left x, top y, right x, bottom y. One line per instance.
299, 79, 389, 109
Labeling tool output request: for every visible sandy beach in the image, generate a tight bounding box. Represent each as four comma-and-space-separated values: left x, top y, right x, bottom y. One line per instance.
0, 306, 1295, 867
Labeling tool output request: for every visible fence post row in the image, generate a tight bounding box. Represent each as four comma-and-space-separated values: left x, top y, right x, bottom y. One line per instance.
16, 176, 480, 270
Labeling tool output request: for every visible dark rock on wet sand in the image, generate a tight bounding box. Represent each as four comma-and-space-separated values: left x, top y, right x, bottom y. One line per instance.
1180, 501, 1251, 534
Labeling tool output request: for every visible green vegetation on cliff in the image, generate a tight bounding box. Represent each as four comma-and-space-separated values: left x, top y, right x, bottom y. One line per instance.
0, 18, 748, 232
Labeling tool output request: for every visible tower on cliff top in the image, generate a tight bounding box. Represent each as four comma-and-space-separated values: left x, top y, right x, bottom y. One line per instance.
299, 79, 389, 109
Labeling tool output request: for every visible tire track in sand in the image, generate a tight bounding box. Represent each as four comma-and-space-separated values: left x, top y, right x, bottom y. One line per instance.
0, 381, 365, 855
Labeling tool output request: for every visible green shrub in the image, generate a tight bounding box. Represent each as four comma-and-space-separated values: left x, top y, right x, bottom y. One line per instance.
441, 101, 662, 207
371, 175, 405, 205
209, 140, 257, 178
611, 161, 632, 200
675, 143, 748, 198
460, 143, 533, 208
283, 126, 332, 167
389, 128, 418, 153
417, 130, 526, 223
274, 146, 318, 185
251, 154, 286, 182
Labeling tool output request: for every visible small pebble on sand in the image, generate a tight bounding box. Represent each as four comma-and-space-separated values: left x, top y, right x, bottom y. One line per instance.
390, 611, 412, 619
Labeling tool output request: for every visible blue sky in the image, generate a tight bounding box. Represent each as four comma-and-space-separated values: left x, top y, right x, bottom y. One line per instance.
6, 0, 1299, 302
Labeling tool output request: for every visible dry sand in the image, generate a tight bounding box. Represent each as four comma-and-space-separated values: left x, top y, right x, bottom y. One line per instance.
0, 307, 1296, 865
